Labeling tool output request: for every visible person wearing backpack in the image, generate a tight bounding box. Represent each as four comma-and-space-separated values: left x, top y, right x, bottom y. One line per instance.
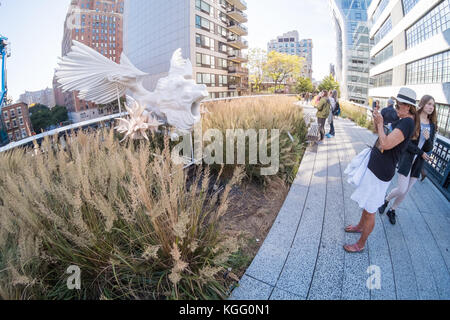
326, 90, 339, 138
316, 90, 331, 143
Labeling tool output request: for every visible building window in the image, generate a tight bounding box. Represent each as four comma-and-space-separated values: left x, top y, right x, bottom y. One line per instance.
195, 0, 212, 15
10, 110, 15, 118
373, 16, 392, 45
195, 15, 213, 32
374, 42, 393, 66
196, 53, 216, 69
402, 0, 420, 15
197, 73, 216, 87
21, 128, 27, 139
406, 50, 450, 85
196, 33, 215, 51
436, 103, 450, 138
371, 0, 389, 25
406, 0, 450, 49
3, 111, 8, 119
372, 69, 393, 87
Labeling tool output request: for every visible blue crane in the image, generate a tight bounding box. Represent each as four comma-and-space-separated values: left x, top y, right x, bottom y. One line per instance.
0, 34, 10, 146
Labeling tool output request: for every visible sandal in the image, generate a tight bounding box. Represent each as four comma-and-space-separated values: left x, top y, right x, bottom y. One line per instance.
343, 243, 365, 253
345, 225, 362, 233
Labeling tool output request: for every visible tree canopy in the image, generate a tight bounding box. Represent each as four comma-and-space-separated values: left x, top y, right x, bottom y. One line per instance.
318, 75, 340, 95
247, 48, 267, 93
263, 51, 305, 91
295, 77, 314, 94
30, 104, 68, 133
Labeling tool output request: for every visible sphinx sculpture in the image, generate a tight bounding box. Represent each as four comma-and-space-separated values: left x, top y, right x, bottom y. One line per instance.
55, 40, 208, 139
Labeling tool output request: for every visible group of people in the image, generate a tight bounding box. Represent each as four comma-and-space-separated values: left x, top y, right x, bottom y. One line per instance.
343, 88, 437, 253
307, 87, 437, 253
312, 89, 340, 142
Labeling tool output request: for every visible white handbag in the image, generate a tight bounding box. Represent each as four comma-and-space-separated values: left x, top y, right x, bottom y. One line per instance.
344, 147, 372, 187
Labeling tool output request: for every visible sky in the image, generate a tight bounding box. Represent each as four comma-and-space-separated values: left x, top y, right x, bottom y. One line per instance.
0, 0, 336, 101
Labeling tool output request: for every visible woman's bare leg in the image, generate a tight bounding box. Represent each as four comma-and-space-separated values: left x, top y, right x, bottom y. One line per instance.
356, 210, 375, 248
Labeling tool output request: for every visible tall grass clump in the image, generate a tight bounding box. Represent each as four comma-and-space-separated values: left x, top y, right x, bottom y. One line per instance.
339, 100, 375, 132
0, 129, 244, 300
202, 96, 308, 184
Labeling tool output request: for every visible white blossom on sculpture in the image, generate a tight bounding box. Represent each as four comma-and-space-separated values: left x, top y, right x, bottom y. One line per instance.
115, 98, 162, 142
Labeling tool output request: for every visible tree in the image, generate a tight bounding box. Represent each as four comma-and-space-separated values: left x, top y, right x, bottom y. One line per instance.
263, 51, 305, 92
30, 104, 52, 133
318, 75, 340, 95
247, 48, 267, 93
295, 77, 314, 94
51, 105, 69, 124
29, 104, 69, 133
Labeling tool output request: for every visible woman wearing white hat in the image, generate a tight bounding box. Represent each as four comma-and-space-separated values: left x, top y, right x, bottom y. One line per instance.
378, 95, 437, 224
343, 87, 419, 253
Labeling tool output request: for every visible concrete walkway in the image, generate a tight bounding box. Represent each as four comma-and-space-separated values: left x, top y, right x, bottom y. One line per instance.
230, 107, 450, 300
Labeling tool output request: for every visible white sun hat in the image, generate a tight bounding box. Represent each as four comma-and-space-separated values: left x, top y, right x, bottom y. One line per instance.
395, 87, 417, 108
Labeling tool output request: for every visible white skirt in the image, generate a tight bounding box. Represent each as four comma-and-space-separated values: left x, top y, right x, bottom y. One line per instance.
350, 168, 391, 213
345, 148, 391, 213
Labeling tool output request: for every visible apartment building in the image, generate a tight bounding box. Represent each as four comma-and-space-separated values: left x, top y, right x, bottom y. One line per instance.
329, 0, 373, 105
1, 102, 34, 142
368, 0, 450, 138
267, 31, 313, 80
124, 0, 249, 99
18, 88, 56, 108
57, 0, 124, 123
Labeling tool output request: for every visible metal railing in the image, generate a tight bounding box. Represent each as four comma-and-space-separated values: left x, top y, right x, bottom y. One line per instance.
0, 95, 298, 154
424, 135, 450, 200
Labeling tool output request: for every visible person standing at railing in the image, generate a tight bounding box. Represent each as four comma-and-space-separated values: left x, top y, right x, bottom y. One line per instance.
343, 87, 418, 253
316, 90, 330, 144
378, 95, 437, 224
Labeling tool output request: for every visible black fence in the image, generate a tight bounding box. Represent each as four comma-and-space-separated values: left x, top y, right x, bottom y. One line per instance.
425, 135, 450, 201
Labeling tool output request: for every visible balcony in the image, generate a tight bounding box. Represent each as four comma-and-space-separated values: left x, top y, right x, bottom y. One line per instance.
228, 66, 249, 76
227, 0, 247, 11
227, 21, 248, 36
228, 51, 248, 63
226, 7, 248, 23
227, 36, 248, 49
228, 81, 248, 91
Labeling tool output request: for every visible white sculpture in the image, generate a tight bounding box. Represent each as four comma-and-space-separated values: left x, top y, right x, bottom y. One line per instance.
55, 40, 208, 137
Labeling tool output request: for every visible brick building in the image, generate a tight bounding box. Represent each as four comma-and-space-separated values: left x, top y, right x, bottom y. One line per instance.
56, 0, 124, 123
1, 102, 34, 142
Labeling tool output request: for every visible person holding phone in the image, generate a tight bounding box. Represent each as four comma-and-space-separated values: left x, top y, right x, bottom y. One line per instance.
378, 95, 437, 224
344, 88, 418, 253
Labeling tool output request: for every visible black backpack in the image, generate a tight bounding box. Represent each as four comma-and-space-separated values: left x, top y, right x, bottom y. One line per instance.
332, 101, 341, 116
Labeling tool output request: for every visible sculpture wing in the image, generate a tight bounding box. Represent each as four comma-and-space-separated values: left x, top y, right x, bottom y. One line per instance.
55, 40, 149, 104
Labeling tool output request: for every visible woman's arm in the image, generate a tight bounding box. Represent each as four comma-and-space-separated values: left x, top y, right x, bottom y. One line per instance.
407, 140, 424, 156
373, 111, 405, 150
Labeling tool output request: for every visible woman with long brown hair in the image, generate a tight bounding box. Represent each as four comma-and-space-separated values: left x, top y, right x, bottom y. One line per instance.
378, 95, 437, 224
344, 88, 418, 253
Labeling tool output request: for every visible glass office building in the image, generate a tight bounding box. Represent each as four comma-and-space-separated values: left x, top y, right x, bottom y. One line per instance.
329, 0, 373, 105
